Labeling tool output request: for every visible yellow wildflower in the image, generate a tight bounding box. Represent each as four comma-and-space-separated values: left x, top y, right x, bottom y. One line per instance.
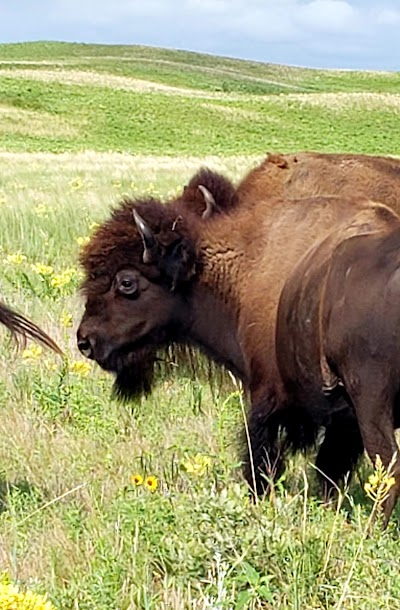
144, 475, 158, 492
3, 253, 27, 265
70, 177, 83, 190
22, 345, 43, 360
33, 203, 49, 217
131, 473, 144, 486
31, 263, 54, 276
69, 360, 91, 377
182, 453, 212, 477
60, 311, 73, 328
44, 359, 58, 372
76, 236, 90, 246
367, 473, 380, 488
50, 268, 79, 288
364, 454, 396, 504
51, 274, 70, 288
0, 580, 55, 610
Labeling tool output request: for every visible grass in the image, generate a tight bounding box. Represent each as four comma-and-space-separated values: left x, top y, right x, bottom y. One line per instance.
0, 76, 399, 156
0, 42, 400, 155
1, 42, 400, 94
1, 152, 400, 610
0, 42, 400, 609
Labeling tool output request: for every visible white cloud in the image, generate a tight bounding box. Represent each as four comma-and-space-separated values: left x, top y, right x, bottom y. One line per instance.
296, 0, 360, 34
228, 7, 298, 42
377, 8, 400, 25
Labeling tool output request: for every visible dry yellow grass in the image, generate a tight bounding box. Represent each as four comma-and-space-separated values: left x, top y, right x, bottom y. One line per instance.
0, 514, 80, 582
282, 91, 400, 111
0, 66, 301, 100
0, 105, 78, 138
0, 151, 261, 185
0, 68, 235, 99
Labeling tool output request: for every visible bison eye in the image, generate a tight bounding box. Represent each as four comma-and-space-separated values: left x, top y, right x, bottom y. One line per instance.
115, 274, 139, 297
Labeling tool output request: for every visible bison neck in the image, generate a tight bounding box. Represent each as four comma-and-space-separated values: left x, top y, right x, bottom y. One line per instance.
184, 285, 247, 383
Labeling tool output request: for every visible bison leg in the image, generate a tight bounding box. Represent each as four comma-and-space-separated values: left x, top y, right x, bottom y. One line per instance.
244, 402, 318, 496
315, 412, 364, 501
349, 384, 400, 526
243, 406, 285, 496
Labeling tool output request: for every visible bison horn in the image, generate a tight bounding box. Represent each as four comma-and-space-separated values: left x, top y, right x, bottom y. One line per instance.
198, 185, 216, 220
133, 209, 157, 264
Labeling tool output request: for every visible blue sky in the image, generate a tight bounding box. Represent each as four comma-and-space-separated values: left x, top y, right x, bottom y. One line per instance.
1, 0, 399, 70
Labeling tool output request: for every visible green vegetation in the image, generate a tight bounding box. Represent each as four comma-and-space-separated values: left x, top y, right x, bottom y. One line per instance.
0, 42, 400, 609
1, 41, 400, 93
0, 42, 400, 155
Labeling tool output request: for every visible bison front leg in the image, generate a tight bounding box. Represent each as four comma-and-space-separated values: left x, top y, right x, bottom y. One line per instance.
243, 405, 286, 497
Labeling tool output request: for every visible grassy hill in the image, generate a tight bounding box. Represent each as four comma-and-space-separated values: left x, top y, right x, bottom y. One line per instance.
1, 42, 400, 610
0, 41, 399, 155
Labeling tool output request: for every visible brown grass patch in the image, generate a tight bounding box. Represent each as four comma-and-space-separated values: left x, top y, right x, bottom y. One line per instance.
281, 92, 400, 111
0, 105, 78, 138
0, 68, 233, 99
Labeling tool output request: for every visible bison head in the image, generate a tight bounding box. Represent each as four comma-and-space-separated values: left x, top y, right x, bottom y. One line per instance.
77, 211, 197, 400
77, 169, 237, 400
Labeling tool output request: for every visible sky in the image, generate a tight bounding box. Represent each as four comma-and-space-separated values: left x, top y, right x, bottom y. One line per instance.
1, 0, 400, 71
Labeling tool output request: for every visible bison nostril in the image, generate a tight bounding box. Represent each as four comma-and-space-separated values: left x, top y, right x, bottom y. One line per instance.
77, 337, 94, 359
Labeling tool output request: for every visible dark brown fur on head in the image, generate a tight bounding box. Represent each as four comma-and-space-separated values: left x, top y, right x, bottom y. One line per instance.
181, 167, 238, 216
111, 345, 156, 401
80, 168, 237, 290
79, 168, 237, 398
81, 198, 185, 288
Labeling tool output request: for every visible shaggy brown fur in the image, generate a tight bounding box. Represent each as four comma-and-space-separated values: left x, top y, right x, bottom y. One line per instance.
237, 151, 400, 211
81, 169, 237, 288
78, 154, 400, 524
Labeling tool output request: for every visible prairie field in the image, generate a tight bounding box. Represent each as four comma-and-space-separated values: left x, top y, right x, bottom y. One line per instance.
1, 42, 400, 610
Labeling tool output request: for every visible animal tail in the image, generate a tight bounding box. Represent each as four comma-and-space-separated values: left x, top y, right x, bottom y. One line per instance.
0, 301, 63, 356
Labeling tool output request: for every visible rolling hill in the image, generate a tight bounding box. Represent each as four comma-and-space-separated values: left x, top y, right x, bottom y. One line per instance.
0, 41, 399, 156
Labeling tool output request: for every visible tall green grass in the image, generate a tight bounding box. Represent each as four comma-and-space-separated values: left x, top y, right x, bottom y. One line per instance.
0, 42, 400, 609
0, 153, 399, 610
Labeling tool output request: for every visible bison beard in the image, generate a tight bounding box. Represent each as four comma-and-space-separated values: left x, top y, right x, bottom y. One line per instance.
111, 347, 157, 401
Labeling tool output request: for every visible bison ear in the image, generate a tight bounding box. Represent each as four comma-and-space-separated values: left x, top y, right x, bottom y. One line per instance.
133, 209, 160, 264
160, 238, 197, 290
266, 153, 289, 169
184, 169, 237, 216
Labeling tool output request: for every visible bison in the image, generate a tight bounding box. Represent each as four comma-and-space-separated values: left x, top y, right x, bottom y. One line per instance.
276, 207, 400, 525
0, 300, 62, 354
238, 151, 400, 212
77, 156, 400, 523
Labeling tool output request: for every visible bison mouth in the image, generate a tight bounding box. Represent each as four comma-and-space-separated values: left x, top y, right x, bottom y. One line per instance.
97, 345, 157, 401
